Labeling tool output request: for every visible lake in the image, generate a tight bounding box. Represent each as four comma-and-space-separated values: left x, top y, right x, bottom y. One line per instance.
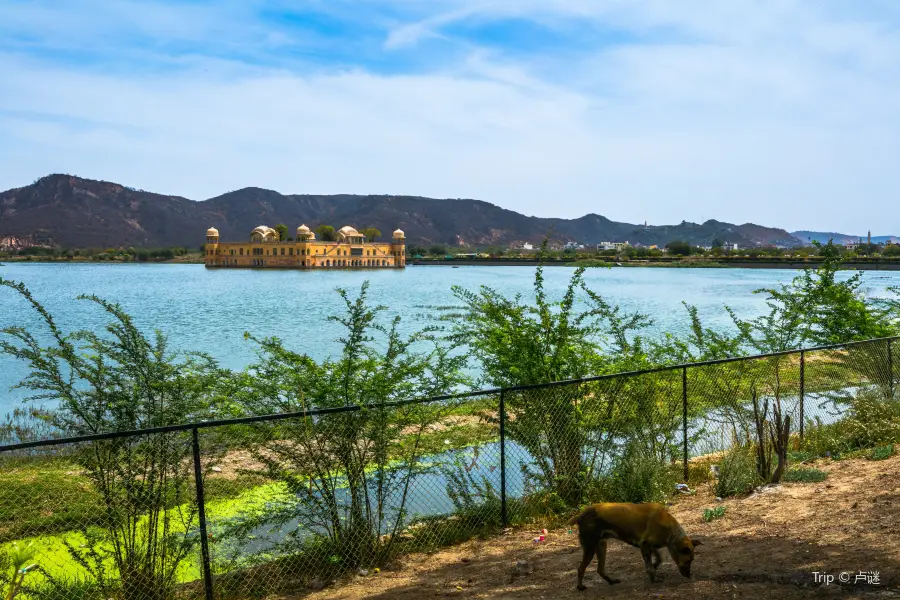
2, 262, 899, 415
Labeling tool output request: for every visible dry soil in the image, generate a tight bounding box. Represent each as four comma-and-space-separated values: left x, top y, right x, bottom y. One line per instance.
298, 453, 900, 600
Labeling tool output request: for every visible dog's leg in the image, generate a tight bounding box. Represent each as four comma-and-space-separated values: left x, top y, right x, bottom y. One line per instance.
576, 544, 596, 591
640, 543, 657, 582
652, 549, 662, 569
595, 540, 621, 585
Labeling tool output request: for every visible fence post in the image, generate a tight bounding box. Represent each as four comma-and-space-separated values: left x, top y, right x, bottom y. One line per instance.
682, 367, 688, 482
799, 351, 805, 439
499, 389, 507, 528
192, 427, 215, 600
889, 338, 894, 398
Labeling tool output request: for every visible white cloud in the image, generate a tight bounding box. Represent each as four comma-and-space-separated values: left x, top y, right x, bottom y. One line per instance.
1, 1, 900, 233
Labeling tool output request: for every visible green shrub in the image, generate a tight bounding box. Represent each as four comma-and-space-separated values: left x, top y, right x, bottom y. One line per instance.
801, 391, 900, 458
870, 445, 895, 461
703, 506, 726, 522
605, 443, 677, 504
27, 574, 105, 600
842, 392, 900, 448
783, 467, 828, 483
714, 445, 759, 498
799, 417, 854, 459
787, 450, 815, 464
1, 542, 37, 600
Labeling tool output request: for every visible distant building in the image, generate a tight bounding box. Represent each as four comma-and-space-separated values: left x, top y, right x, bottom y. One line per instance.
564, 241, 583, 250
204, 224, 406, 269
845, 240, 861, 251
723, 242, 740, 252
520, 242, 534, 250
597, 241, 630, 251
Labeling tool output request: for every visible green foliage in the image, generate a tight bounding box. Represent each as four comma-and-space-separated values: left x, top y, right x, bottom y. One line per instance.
728, 253, 898, 354
274, 223, 289, 241
666, 240, 692, 256
787, 450, 815, 464
838, 390, 900, 448
650, 302, 744, 364
783, 467, 828, 483
315, 225, 336, 241
443, 448, 504, 529
450, 241, 652, 505
870, 445, 895, 460
0, 278, 224, 600
213, 282, 468, 577
8, 246, 193, 262
604, 442, 677, 504
24, 575, 104, 600
714, 445, 760, 498
451, 241, 650, 387
361, 227, 381, 242
703, 506, 726, 522
801, 390, 900, 458
428, 245, 447, 256
1, 542, 37, 600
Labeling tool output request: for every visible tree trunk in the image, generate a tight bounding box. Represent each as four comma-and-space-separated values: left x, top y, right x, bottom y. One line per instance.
750, 386, 770, 482
768, 397, 791, 484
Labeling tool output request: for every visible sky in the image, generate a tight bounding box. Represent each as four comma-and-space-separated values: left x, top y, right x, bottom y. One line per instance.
1, 1, 899, 234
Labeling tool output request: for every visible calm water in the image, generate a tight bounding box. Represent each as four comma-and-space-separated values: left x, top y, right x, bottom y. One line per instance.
2, 263, 899, 414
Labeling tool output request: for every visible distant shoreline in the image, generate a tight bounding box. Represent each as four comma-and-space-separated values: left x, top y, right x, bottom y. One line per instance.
410, 259, 900, 271
5, 257, 900, 271
0, 256, 205, 265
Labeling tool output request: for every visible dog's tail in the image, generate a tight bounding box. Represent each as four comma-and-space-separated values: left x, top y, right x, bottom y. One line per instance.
566, 507, 590, 526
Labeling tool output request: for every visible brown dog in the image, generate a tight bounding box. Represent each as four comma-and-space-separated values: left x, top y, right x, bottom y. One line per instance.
567, 502, 701, 591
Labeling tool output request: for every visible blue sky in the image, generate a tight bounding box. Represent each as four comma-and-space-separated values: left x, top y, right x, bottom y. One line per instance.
1, 1, 899, 233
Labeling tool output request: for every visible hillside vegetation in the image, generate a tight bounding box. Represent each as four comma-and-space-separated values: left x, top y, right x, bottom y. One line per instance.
1, 174, 798, 249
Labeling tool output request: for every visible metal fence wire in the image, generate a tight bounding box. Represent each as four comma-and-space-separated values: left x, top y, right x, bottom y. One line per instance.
1, 336, 898, 600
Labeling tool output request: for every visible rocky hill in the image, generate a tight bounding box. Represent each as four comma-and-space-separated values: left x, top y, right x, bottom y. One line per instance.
791, 230, 900, 246
0, 174, 800, 249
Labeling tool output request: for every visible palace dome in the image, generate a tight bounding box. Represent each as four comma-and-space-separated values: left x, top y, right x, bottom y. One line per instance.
392, 228, 405, 239
297, 224, 311, 234
206, 227, 219, 237
339, 225, 361, 237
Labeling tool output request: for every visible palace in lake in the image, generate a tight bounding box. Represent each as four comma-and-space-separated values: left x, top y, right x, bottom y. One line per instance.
204, 224, 406, 269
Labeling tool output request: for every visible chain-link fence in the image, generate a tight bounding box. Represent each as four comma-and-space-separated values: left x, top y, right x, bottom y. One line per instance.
1, 337, 897, 599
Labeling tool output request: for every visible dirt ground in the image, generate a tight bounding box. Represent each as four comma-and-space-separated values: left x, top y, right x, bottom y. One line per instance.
303, 453, 900, 600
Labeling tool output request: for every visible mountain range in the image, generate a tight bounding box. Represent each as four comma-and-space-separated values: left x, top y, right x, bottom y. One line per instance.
0, 174, 848, 251
790, 230, 900, 246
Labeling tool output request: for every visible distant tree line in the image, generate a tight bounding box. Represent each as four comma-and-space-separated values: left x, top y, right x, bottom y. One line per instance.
1, 246, 196, 261
407, 239, 900, 260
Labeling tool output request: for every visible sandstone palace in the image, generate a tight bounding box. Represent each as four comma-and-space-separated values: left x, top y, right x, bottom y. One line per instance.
204, 224, 406, 269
